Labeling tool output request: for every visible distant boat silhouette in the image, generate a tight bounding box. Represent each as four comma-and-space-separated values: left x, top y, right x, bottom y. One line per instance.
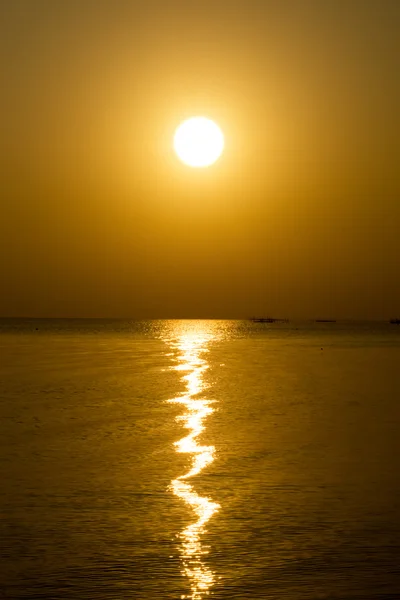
315, 319, 337, 323
251, 317, 275, 323
250, 317, 289, 323
389, 318, 400, 325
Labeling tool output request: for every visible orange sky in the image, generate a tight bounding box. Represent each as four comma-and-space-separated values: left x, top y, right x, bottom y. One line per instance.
1, 1, 399, 318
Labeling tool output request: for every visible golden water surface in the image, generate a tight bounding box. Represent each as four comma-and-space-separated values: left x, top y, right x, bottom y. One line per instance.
1, 319, 400, 599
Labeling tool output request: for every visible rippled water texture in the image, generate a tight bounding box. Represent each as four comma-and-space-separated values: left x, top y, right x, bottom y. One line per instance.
1, 319, 400, 599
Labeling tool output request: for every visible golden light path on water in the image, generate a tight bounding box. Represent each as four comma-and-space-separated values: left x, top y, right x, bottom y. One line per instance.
164, 323, 220, 599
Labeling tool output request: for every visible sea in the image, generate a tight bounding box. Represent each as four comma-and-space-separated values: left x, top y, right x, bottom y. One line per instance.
0, 319, 399, 599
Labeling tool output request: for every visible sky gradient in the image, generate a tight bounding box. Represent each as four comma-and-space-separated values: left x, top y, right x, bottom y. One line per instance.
1, 0, 399, 319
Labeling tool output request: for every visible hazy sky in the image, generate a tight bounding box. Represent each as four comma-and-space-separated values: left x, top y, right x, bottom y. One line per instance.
1, 0, 399, 318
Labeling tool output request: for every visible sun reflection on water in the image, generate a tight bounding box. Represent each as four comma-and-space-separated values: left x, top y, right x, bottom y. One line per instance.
164, 324, 220, 599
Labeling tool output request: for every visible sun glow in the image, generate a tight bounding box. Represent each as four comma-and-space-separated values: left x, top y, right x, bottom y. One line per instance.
174, 117, 224, 168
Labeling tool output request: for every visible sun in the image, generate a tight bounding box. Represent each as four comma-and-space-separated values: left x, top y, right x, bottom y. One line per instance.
173, 117, 224, 168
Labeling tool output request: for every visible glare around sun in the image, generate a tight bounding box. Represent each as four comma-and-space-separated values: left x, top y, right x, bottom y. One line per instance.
173, 117, 224, 168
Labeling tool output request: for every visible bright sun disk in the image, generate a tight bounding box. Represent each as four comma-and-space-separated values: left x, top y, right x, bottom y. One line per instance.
174, 117, 224, 168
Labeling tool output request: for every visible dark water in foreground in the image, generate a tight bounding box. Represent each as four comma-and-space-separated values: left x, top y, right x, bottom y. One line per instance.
0, 319, 399, 599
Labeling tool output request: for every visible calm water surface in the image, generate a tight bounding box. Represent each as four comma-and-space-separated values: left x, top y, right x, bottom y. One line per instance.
0, 320, 399, 599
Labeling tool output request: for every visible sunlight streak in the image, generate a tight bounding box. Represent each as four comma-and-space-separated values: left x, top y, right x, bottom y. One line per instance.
164, 324, 220, 599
